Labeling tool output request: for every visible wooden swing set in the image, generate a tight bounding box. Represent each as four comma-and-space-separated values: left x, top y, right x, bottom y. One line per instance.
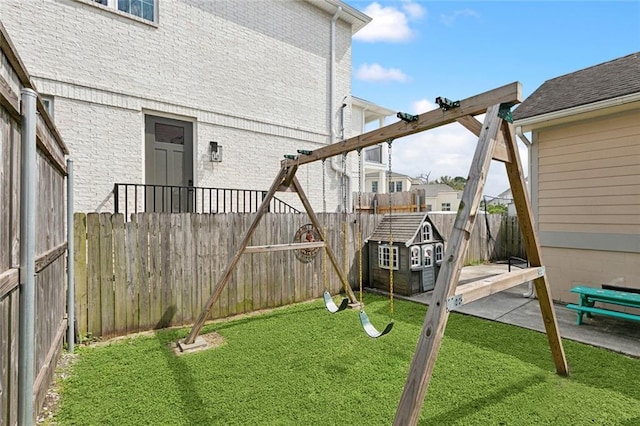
181, 82, 569, 425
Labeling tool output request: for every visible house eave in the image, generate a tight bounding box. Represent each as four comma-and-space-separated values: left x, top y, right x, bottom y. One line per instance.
515, 92, 640, 133
305, 0, 371, 34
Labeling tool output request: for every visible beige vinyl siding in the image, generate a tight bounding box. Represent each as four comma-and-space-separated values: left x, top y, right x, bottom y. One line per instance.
537, 109, 640, 234
543, 247, 640, 303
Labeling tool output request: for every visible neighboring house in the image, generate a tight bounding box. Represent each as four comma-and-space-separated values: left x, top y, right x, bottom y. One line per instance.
513, 52, 640, 302
411, 183, 462, 212
351, 97, 395, 193
366, 213, 445, 295
0, 0, 371, 213
489, 178, 528, 216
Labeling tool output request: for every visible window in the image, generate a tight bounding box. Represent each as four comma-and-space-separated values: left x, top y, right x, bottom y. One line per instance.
396, 181, 403, 192
388, 181, 395, 193
365, 145, 382, 164
378, 244, 399, 270
435, 243, 444, 264
441, 202, 451, 211
422, 245, 433, 267
41, 95, 54, 119
421, 222, 432, 242
371, 181, 378, 193
89, 0, 157, 23
426, 204, 433, 212
410, 246, 421, 269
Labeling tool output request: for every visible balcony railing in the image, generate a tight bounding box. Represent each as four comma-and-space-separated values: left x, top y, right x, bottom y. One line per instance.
113, 183, 301, 217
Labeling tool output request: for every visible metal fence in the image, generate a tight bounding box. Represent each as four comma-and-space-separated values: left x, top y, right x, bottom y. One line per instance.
113, 183, 301, 216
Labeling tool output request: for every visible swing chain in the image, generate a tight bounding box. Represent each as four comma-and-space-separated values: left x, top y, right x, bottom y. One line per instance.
357, 148, 363, 305
387, 139, 394, 317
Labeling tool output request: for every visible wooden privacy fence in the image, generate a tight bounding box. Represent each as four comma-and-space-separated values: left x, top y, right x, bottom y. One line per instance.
0, 23, 69, 425
73, 212, 382, 339
73, 211, 524, 339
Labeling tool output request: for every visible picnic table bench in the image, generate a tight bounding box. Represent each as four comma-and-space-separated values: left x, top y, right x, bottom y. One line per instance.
566, 286, 640, 325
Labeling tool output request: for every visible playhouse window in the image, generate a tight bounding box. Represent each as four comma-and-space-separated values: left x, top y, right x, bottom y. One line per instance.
422, 245, 433, 267
410, 246, 421, 269
421, 222, 432, 242
378, 244, 399, 270
435, 243, 444, 264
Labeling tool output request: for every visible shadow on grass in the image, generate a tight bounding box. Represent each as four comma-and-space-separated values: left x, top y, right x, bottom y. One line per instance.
154, 306, 214, 425
420, 373, 546, 425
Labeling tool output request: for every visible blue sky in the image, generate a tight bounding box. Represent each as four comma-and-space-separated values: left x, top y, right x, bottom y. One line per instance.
345, 0, 640, 197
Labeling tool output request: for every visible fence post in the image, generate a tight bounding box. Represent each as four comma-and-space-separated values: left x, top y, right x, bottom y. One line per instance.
113, 184, 119, 213
67, 159, 75, 353
18, 88, 37, 426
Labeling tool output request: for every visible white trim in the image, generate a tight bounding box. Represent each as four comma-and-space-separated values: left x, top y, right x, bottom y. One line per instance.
515, 94, 640, 132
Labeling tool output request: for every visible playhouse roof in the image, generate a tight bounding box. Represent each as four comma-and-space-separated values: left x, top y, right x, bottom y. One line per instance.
366, 212, 444, 246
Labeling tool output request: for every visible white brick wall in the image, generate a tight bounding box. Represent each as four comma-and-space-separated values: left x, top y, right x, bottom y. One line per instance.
0, 0, 356, 212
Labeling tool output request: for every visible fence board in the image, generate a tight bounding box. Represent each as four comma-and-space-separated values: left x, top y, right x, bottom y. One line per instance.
112, 214, 127, 335
171, 214, 183, 325
148, 214, 162, 328
125, 216, 139, 333
99, 213, 114, 338
86, 213, 101, 336
160, 214, 172, 327
72, 214, 87, 337
184, 214, 195, 322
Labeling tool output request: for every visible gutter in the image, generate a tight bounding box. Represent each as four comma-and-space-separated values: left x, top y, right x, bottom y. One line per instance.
515, 92, 640, 132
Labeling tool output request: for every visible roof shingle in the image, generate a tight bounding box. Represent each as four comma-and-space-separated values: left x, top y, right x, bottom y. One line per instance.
513, 52, 640, 121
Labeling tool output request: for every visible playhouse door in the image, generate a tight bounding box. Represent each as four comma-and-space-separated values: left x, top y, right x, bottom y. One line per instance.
145, 115, 194, 212
421, 267, 435, 292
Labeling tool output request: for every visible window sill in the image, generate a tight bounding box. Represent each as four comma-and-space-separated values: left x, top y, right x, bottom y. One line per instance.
74, 0, 159, 28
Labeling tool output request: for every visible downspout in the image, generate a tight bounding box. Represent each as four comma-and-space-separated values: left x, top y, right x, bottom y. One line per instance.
516, 126, 535, 299
329, 6, 353, 212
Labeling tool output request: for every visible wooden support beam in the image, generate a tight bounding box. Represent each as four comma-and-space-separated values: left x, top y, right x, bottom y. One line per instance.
244, 241, 325, 254
183, 166, 289, 345
0, 268, 19, 298
502, 121, 569, 375
35, 242, 68, 273
452, 267, 545, 308
280, 165, 299, 191
282, 82, 522, 168
457, 115, 511, 163
290, 176, 359, 303
394, 104, 503, 426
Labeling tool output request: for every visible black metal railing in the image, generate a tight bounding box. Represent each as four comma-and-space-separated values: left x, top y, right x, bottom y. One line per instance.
508, 256, 529, 271
113, 183, 301, 216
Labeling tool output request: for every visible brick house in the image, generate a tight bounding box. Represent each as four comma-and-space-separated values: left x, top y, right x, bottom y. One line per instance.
0, 0, 371, 213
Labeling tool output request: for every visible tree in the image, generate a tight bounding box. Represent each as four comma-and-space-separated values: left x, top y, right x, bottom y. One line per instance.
414, 172, 432, 184
485, 203, 508, 215
434, 175, 467, 191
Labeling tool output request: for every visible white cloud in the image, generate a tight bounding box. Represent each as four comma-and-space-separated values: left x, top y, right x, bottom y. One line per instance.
440, 9, 480, 26
389, 113, 529, 197
355, 63, 409, 82
354, 2, 423, 42
401, 0, 426, 19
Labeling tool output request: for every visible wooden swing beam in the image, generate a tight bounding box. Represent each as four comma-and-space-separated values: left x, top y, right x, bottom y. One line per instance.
183, 82, 569, 426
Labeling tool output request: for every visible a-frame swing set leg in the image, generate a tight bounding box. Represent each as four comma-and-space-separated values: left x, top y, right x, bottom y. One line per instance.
182, 164, 357, 347
393, 105, 569, 425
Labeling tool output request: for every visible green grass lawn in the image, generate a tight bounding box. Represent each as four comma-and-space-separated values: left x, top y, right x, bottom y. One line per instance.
55, 295, 640, 425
